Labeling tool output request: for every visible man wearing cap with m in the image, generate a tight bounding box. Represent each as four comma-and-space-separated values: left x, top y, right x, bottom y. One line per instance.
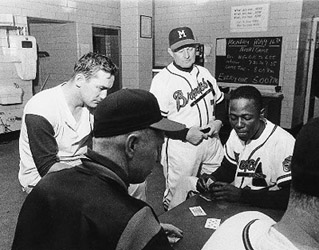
201, 118, 319, 250
150, 26, 225, 210
12, 89, 184, 250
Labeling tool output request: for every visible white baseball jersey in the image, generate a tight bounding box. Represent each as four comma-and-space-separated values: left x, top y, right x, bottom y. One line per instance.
150, 63, 224, 209
150, 63, 224, 127
202, 211, 298, 250
225, 120, 295, 191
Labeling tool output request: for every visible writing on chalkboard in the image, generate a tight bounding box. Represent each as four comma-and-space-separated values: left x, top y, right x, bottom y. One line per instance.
215, 37, 282, 85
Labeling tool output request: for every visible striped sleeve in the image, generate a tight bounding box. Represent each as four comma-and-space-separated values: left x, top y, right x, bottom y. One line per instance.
203, 67, 224, 104
150, 70, 170, 117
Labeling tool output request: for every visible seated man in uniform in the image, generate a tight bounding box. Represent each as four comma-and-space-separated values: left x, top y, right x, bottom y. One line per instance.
169, 85, 295, 210
12, 89, 184, 250
18, 52, 145, 200
202, 117, 319, 250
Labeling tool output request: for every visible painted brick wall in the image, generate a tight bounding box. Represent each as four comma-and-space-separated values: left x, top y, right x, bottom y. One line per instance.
0, 0, 121, 133
29, 22, 77, 92
121, 0, 153, 90
153, 0, 303, 129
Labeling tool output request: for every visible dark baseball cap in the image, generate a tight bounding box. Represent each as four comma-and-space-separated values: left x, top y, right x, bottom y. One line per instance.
93, 88, 186, 137
291, 117, 319, 197
169, 26, 197, 52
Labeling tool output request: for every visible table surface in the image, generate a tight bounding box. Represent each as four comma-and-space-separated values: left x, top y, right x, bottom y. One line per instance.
159, 195, 285, 250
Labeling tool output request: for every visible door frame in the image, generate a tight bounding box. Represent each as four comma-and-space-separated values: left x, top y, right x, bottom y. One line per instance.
92, 26, 121, 94
304, 17, 319, 123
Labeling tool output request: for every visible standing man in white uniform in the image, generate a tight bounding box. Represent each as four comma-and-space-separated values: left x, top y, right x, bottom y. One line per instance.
150, 26, 225, 210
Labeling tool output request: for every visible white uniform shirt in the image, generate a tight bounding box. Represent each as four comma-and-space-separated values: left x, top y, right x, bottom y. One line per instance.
150, 63, 224, 127
202, 211, 299, 250
224, 120, 295, 190
19, 84, 93, 189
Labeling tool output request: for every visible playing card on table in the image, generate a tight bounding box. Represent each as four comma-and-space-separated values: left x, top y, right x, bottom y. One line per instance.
204, 218, 221, 229
189, 206, 207, 216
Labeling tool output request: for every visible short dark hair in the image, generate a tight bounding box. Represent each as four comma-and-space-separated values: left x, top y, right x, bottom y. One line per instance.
229, 85, 263, 112
72, 52, 118, 80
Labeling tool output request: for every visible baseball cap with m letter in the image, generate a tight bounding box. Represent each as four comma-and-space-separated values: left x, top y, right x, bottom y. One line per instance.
169, 26, 197, 52
93, 88, 186, 137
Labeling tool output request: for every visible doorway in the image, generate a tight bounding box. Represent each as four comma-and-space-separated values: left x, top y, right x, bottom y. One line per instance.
304, 18, 319, 122
93, 27, 121, 94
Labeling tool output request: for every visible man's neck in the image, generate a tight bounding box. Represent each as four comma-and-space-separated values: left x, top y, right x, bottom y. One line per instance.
274, 205, 319, 249
61, 81, 85, 120
251, 119, 266, 140
173, 61, 194, 72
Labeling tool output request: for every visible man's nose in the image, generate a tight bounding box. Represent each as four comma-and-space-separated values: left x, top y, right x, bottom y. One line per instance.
183, 50, 190, 58
236, 118, 244, 128
100, 89, 108, 99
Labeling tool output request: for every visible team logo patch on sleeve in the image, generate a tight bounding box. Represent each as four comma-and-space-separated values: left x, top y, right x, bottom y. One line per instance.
282, 155, 292, 172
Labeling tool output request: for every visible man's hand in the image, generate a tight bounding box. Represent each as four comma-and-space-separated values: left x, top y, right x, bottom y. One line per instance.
209, 181, 242, 202
196, 173, 213, 193
186, 126, 205, 145
206, 119, 223, 137
160, 223, 183, 245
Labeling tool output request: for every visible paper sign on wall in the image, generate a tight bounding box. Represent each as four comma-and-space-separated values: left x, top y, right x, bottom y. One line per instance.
231, 4, 269, 32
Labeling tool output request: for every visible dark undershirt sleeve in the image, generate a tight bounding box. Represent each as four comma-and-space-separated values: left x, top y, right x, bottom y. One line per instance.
240, 181, 290, 210
210, 157, 237, 183
25, 114, 59, 177
165, 128, 189, 141
214, 100, 228, 124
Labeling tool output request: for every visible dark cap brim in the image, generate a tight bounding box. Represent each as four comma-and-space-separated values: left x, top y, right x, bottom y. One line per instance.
170, 39, 197, 51
150, 118, 185, 132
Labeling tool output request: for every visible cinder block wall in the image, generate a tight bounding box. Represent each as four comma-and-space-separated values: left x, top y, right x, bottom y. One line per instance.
29, 22, 77, 91
153, 0, 304, 129
121, 0, 153, 90
0, 0, 120, 133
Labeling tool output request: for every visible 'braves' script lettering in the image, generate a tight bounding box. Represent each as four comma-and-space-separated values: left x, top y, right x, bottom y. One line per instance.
239, 157, 261, 172
173, 78, 211, 111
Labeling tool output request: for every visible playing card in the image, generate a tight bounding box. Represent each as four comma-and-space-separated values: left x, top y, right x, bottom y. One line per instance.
204, 218, 221, 229
199, 192, 214, 201
206, 178, 214, 188
189, 206, 207, 216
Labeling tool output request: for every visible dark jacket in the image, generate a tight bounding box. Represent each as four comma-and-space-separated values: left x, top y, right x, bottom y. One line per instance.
12, 149, 172, 250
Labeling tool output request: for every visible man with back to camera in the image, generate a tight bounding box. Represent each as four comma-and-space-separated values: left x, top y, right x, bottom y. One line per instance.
201, 117, 319, 250
12, 89, 184, 250
170, 85, 295, 210
150, 26, 225, 210
18, 52, 145, 200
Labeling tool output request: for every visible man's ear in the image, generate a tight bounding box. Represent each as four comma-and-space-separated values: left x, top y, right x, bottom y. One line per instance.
74, 73, 86, 88
260, 108, 265, 119
168, 48, 174, 58
125, 133, 139, 159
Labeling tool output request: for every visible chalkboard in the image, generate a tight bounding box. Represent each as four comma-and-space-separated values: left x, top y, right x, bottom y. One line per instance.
215, 37, 282, 85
